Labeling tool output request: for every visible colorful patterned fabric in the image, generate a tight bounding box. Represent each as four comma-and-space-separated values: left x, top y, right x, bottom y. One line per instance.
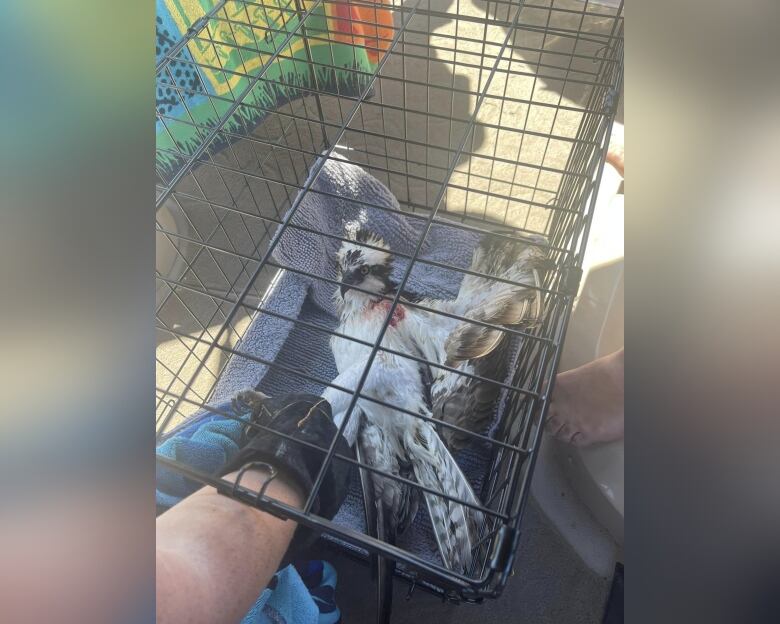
156, 0, 394, 178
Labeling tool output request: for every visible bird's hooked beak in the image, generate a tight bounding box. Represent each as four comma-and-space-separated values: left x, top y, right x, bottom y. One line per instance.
339, 269, 361, 297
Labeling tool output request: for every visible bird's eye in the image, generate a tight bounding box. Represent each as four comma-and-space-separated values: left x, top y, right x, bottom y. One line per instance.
360, 265, 370, 276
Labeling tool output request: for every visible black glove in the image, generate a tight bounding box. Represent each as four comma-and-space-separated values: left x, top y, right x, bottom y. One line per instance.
223, 390, 353, 523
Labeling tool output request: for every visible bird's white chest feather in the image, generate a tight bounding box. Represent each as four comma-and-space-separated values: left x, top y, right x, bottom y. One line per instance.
332, 297, 410, 370
329, 295, 438, 438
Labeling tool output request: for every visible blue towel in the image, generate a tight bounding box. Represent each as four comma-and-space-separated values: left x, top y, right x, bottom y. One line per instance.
158, 155, 519, 567
246, 561, 340, 624
156, 399, 244, 507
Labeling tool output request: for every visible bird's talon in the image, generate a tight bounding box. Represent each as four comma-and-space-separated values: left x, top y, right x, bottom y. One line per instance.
232, 389, 262, 415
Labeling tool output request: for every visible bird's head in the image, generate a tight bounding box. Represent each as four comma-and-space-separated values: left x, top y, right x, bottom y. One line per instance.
335, 229, 394, 301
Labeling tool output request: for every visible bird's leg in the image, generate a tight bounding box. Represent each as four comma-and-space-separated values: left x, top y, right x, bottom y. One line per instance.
322, 361, 369, 447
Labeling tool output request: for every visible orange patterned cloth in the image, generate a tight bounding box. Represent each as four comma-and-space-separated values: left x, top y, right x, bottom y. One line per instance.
326, 0, 396, 63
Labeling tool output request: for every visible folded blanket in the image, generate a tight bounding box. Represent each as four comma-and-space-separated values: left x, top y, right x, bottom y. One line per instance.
158, 155, 515, 567
156, 0, 394, 178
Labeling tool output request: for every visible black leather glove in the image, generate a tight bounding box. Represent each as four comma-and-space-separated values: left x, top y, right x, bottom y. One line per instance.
223, 390, 353, 523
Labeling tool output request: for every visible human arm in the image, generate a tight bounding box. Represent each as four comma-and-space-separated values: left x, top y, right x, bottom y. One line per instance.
156, 468, 303, 624
155, 391, 353, 624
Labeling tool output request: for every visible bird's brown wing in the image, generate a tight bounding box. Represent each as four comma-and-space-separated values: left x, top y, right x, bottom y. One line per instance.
433, 330, 513, 450
431, 282, 541, 451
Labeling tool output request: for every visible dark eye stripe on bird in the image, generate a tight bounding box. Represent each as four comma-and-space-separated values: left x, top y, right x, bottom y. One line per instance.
345, 249, 362, 264
355, 229, 372, 244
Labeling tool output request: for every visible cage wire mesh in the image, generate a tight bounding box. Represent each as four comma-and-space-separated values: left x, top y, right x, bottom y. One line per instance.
156, 0, 623, 605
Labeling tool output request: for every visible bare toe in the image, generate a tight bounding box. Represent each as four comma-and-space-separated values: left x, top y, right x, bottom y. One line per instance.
570, 430, 589, 448
545, 349, 624, 447
556, 422, 578, 444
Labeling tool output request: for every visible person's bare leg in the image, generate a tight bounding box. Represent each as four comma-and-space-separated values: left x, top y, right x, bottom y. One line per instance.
606, 125, 624, 177
546, 129, 625, 447
606, 144, 624, 177
546, 348, 624, 447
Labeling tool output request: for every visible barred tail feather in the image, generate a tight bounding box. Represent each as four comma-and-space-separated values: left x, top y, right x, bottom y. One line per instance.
355, 435, 396, 618
409, 423, 484, 572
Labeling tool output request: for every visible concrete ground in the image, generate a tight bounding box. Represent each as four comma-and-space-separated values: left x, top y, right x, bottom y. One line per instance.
157, 0, 623, 620
307, 499, 611, 623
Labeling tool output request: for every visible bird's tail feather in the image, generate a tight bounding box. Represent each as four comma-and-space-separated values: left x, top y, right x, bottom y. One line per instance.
356, 438, 396, 622
375, 505, 396, 622
409, 423, 484, 573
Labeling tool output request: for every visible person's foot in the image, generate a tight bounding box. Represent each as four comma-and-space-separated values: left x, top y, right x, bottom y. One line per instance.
546, 349, 624, 447
605, 125, 624, 177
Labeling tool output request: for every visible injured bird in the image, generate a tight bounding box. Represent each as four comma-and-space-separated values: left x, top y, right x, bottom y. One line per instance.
322, 227, 549, 573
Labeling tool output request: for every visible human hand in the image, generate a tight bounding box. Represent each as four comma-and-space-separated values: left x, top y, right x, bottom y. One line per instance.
225, 390, 353, 522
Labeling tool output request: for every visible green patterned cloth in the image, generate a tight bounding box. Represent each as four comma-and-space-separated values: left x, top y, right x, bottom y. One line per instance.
156, 0, 393, 179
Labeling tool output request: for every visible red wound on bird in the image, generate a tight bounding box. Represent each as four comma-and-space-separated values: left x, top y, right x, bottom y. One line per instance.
390, 304, 406, 327
369, 299, 406, 327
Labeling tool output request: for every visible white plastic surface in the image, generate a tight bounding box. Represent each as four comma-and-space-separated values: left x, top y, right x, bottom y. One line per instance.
531, 143, 625, 574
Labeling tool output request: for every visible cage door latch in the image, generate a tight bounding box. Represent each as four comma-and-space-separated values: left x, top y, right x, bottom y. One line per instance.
489, 525, 519, 571
562, 265, 583, 296
603, 87, 619, 112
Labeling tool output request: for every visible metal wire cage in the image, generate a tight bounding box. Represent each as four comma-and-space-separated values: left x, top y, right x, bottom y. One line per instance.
156, 0, 623, 612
